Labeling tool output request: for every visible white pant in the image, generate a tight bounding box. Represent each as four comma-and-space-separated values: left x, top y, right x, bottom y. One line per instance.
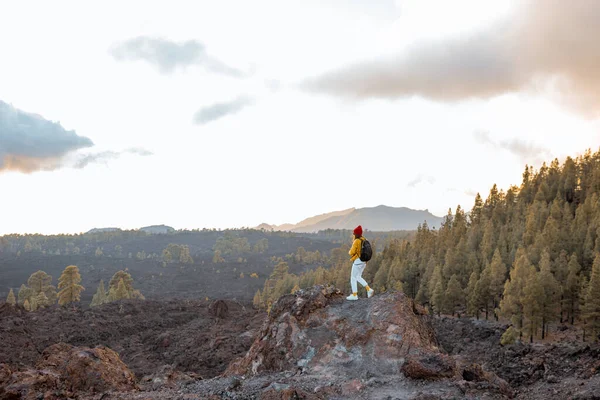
351, 258, 369, 293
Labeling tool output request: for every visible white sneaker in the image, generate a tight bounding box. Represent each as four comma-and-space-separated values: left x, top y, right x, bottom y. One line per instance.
346, 294, 358, 301
367, 288, 374, 298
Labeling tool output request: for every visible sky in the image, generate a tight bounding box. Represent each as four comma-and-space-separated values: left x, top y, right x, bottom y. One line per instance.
1, 0, 599, 234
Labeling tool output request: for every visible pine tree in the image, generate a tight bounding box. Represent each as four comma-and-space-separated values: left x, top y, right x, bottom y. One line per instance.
23, 299, 31, 312
109, 270, 134, 293
541, 217, 560, 259
466, 271, 480, 318
271, 261, 290, 280
500, 251, 536, 335
584, 228, 596, 267
580, 275, 590, 341
583, 253, 600, 341
91, 280, 108, 307
523, 204, 539, 247
57, 265, 85, 306
430, 263, 445, 316
474, 267, 492, 319
470, 193, 484, 225
27, 270, 50, 293
17, 284, 31, 305
6, 288, 16, 306
522, 270, 543, 342
26, 271, 56, 307
107, 270, 143, 301
35, 292, 48, 310
500, 326, 519, 345
115, 278, 129, 300
479, 219, 495, 263
538, 251, 562, 338
253, 289, 262, 308
416, 255, 436, 303
431, 280, 445, 316
554, 250, 570, 321
444, 274, 463, 316
489, 249, 507, 320
213, 250, 225, 263
374, 259, 391, 291
564, 254, 582, 324
179, 246, 193, 264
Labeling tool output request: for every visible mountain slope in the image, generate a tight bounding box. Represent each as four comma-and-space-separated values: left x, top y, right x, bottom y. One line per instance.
259, 205, 443, 232
291, 207, 355, 230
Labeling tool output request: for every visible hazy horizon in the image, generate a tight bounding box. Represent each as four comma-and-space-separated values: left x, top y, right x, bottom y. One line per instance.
2, 204, 444, 235
1, 0, 599, 235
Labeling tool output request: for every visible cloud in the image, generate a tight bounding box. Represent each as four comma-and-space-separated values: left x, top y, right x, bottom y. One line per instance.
193, 97, 254, 125
74, 147, 153, 169
474, 130, 551, 165
303, 0, 600, 116
110, 36, 244, 77
407, 174, 436, 188
0, 100, 94, 173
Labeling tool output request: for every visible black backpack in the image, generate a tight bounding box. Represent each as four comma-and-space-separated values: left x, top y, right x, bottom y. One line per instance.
359, 238, 373, 262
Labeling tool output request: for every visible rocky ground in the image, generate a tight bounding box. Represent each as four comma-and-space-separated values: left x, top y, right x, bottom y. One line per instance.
433, 316, 600, 399
2, 288, 600, 399
0, 298, 264, 379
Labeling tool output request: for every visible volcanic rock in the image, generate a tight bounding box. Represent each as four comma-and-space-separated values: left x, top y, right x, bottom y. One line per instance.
226, 285, 438, 379
0, 343, 137, 399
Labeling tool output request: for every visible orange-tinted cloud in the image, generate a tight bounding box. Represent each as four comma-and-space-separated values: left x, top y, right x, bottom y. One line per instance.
304, 0, 600, 117
0, 100, 94, 173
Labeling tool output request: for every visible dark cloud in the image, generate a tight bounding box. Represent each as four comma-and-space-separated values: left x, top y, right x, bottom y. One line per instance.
407, 174, 436, 188
474, 131, 551, 164
303, 0, 600, 116
110, 36, 244, 77
74, 147, 153, 169
0, 100, 94, 173
193, 97, 254, 125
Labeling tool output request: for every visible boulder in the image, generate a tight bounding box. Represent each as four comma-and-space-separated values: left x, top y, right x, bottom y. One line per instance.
140, 364, 202, 390
226, 285, 438, 379
401, 353, 457, 380
0, 343, 137, 399
457, 363, 514, 398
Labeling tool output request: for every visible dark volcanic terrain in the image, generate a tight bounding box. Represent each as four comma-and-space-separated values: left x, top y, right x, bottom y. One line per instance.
0, 299, 264, 380
2, 287, 600, 399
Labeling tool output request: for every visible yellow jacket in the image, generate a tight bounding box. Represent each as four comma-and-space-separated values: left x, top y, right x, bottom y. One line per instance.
349, 237, 363, 262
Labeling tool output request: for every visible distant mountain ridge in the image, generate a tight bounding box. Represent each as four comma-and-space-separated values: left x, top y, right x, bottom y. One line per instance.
86, 225, 174, 234
87, 227, 121, 234
140, 225, 175, 234
257, 205, 443, 232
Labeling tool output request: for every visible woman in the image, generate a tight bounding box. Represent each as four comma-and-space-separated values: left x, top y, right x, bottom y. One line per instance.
347, 225, 374, 301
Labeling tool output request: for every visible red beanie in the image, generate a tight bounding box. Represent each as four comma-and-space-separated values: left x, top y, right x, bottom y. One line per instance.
353, 225, 363, 237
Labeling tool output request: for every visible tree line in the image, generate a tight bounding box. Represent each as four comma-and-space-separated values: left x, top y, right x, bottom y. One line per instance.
259, 149, 600, 342
5, 267, 144, 310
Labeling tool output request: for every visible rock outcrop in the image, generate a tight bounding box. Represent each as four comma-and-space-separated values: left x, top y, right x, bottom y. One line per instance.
227, 285, 437, 379
223, 285, 513, 399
